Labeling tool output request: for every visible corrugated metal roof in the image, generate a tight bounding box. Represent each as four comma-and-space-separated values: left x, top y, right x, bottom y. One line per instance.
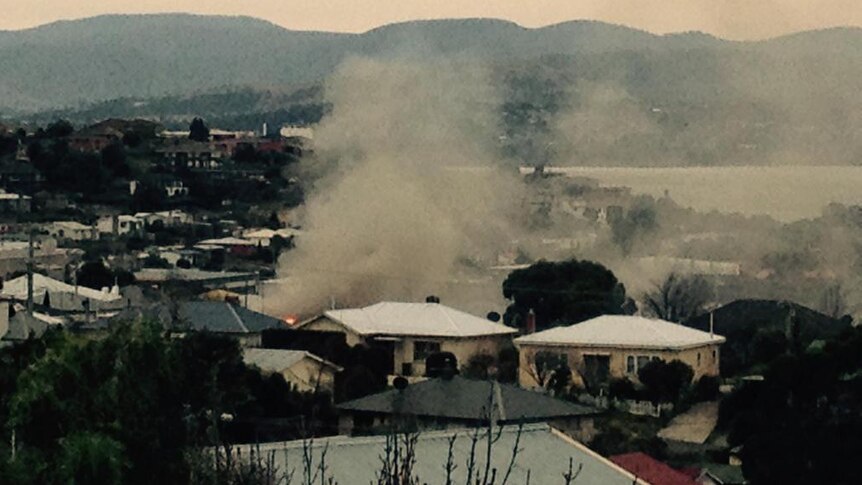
234, 424, 644, 485
515, 315, 725, 350
2, 273, 122, 303
178, 302, 284, 334
321, 302, 517, 338
610, 452, 699, 485
337, 376, 597, 422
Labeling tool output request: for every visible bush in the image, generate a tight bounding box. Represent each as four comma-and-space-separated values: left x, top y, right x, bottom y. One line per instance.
689, 375, 721, 403
638, 359, 694, 404
609, 378, 640, 400
462, 353, 495, 380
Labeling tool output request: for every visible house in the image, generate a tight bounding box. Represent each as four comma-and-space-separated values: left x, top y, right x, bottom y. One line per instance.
687, 299, 850, 376
196, 237, 258, 256
242, 228, 302, 247
156, 141, 224, 170
44, 221, 97, 241
1, 273, 125, 314
133, 268, 257, 290
299, 301, 518, 377
67, 125, 122, 152
243, 348, 342, 394
231, 423, 648, 484
0, 301, 66, 345
0, 192, 31, 213
610, 452, 699, 485
176, 301, 287, 347
514, 315, 725, 390
133, 210, 193, 227
336, 375, 600, 440
96, 214, 145, 236
0, 239, 82, 279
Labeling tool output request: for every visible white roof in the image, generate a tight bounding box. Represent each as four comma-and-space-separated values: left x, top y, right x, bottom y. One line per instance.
243, 228, 303, 239
50, 221, 92, 231
515, 315, 725, 350
316, 302, 517, 338
243, 348, 342, 372
0, 193, 29, 200
197, 237, 256, 246
2, 273, 122, 303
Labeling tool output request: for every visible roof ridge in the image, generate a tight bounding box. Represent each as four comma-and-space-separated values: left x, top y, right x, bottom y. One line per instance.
226, 303, 249, 333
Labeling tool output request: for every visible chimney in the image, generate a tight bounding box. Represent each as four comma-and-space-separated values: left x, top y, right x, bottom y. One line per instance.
526, 308, 536, 334
709, 311, 714, 338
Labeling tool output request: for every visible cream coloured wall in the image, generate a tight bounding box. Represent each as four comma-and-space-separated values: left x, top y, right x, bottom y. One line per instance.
301, 317, 365, 346
517, 342, 721, 389
283, 358, 338, 394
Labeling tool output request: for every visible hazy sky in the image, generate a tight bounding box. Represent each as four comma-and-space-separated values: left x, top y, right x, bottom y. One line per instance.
2, 1, 861, 39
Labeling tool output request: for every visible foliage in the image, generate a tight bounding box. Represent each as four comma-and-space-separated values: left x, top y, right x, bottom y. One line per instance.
608, 378, 640, 400
610, 196, 658, 254
502, 259, 627, 331
462, 353, 495, 380
688, 375, 720, 403
722, 327, 862, 484
424, 352, 459, 378
188, 117, 210, 142
637, 359, 694, 404
76, 261, 114, 290
643, 272, 713, 323
3, 322, 333, 484
524, 351, 570, 390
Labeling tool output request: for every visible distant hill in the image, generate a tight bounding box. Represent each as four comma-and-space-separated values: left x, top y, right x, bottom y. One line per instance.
2, 14, 861, 166
1, 13, 859, 112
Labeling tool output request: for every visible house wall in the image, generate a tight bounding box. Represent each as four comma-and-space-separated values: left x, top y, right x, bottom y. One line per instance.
301, 317, 512, 377
517, 343, 721, 389
301, 317, 364, 346
283, 358, 338, 394
392, 335, 511, 377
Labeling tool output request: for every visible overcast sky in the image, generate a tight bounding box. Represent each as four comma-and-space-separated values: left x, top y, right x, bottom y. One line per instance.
2, 1, 861, 40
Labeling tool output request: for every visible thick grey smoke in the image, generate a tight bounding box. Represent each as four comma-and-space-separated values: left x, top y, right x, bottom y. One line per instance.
269, 58, 524, 315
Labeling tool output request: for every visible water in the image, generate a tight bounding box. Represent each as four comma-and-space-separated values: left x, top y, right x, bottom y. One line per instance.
543, 166, 862, 222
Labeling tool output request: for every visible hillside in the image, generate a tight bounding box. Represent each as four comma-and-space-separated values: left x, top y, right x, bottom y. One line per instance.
2, 14, 859, 112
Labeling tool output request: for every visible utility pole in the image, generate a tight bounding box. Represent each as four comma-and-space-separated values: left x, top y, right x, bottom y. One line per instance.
26, 226, 34, 316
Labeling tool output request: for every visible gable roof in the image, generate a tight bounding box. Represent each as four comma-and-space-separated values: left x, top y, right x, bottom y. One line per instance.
243, 348, 342, 373
515, 315, 724, 350
610, 452, 699, 485
337, 375, 598, 422
234, 424, 645, 485
317, 302, 517, 338
178, 301, 284, 334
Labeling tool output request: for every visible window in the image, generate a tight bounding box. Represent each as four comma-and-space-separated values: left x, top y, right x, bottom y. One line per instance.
713, 349, 718, 361
413, 341, 441, 361
637, 355, 652, 371
629, 355, 662, 375
626, 356, 635, 374
697, 352, 702, 366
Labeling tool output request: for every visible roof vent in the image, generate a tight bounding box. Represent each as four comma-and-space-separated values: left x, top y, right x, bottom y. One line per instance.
425, 295, 440, 304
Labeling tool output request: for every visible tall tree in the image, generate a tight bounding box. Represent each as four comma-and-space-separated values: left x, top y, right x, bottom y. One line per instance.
502, 259, 627, 331
188, 117, 210, 142
643, 272, 713, 323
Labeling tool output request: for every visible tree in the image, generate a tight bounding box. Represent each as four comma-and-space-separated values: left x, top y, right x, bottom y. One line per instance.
188, 118, 210, 142
611, 196, 658, 254
44, 119, 74, 138
502, 259, 627, 331
524, 351, 569, 389
643, 273, 713, 323
76, 261, 114, 290
101, 143, 129, 177
637, 359, 694, 404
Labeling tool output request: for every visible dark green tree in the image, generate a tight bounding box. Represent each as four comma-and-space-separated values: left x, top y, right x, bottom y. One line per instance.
637, 359, 694, 403
76, 261, 114, 290
502, 259, 627, 331
188, 118, 210, 142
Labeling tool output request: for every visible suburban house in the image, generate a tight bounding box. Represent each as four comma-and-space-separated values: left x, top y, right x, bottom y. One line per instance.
67, 125, 122, 152
196, 237, 258, 257
242, 348, 342, 394
336, 375, 600, 441
1, 273, 126, 314
96, 214, 145, 236
44, 221, 97, 241
0, 192, 31, 213
242, 228, 302, 247
0, 238, 82, 279
231, 424, 648, 484
157, 141, 224, 170
176, 301, 287, 347
299, 301, 518, 377
134, 268, 257, 291
514, 315, 725, 390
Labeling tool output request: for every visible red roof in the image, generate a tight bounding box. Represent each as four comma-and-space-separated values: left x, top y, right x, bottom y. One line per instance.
610, 453, 699, 485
